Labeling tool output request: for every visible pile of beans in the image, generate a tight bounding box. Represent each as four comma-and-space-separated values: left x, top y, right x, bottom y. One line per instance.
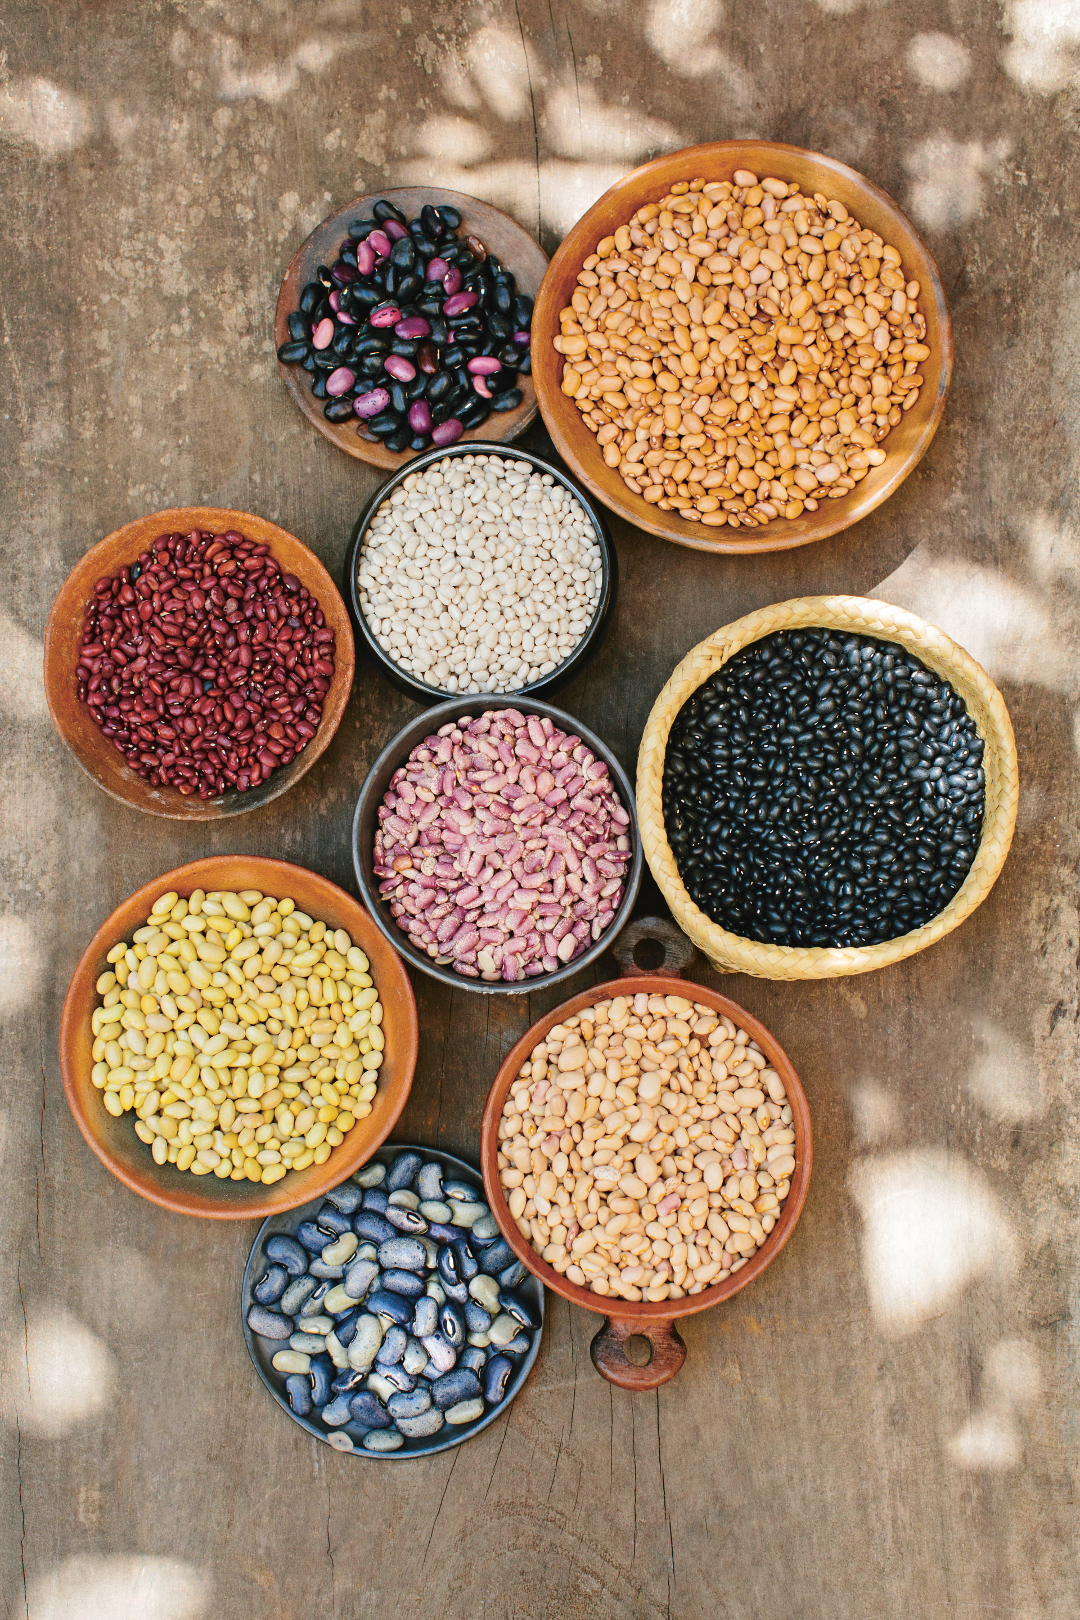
278, 199, 532, 454
247, 1151, 540, 1453
76, 528, 335, 798
357, 453, 603, 694
496, 992, 795, 1302
664, 628, 986, 947
553, 170, 929, 530
374, 709, 632, 982
90, 888, 383, 1184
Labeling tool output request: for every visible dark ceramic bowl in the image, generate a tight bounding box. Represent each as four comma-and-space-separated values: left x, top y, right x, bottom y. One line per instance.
352, 694, 643, 995
343, 441, 617, 706
242, 1144, 544, 1457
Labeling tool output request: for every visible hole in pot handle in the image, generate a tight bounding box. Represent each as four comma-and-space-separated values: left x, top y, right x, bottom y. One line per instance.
612, 916, 696, 979
589, 1315, 687, 1389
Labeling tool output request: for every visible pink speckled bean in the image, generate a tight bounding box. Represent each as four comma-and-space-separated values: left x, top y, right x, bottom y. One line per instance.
372, 709, 632, 984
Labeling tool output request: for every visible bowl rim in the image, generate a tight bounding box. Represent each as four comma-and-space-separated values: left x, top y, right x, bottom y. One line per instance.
343, 438, 616, 705
531, 138, 953, 555
479, 971, 812, 1320
636, 595, 1020, 979
241, 1141, 545, 1458
274, 185, 548, 469
59, 855, 418, 1217
351, 693, 644, 994
43, 505, 356, 820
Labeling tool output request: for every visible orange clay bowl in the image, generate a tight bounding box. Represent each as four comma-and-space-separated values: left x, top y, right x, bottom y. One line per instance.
532, 139, 952, 555
44, 507, 355, 820
480, 971, 811, 1388
275, 187, 548, 469
60, 856, 418, 1219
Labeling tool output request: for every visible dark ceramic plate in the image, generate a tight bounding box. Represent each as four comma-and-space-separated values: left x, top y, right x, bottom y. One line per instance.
242, 1143, 544, 1457
351, 694, 644, 995
343, 441, 617, 705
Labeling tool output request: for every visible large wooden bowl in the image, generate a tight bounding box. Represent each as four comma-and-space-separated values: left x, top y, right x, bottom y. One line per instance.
480, 971, 812, 1388
60, 857, 418, 1219
44, 507, 355, 821
274, 187, 548, 470
532, 140, 952, 555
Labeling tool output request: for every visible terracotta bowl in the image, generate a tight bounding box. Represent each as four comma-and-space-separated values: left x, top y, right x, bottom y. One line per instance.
531, 139, 952, 555
480, 965, 812, 1388
275, 187, 548, 469
60, 856, 418, 1219
43, 507, 355, 821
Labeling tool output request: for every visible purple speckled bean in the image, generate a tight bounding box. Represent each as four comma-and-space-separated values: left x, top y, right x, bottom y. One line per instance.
384, 354, 417, 382
396, 315, 431, 340
467, 356, 502, 375
426, 257, 449, 282
443, 290, 477, 317
312, 317, 335, 350
431, 418, 463, 447
473, 375, 493, 399
354, 387, 390, 418
367, 229, 391, 257
326, 366, 356, 397
442, 265, 462, 296
369, 303, 401, 328
514, 330, 531, 344
384, 219, 408, 241
356, 241, 377, 275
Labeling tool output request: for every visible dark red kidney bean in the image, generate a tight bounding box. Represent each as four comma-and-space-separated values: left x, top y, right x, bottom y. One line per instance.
75, 529, 335, 798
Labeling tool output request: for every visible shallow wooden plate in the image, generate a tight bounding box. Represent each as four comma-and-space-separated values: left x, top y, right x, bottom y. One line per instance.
274, 187, 548, 469
44, 506, 355, 821
532, 140, 952, 555
60, 856, 418, 1219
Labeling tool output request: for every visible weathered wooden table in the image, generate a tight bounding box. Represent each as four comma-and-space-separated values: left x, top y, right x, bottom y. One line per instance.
4, 4, 1076, 1616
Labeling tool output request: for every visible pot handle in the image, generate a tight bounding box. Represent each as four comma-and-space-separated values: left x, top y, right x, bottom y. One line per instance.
611, 915, 696, 980
590, 1315, 687, 1389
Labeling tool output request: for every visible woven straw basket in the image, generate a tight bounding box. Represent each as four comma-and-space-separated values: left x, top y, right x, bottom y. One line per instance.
637, 596, 1018, 980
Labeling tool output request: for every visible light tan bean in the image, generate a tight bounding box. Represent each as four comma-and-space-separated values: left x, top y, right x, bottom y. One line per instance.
497, 991, 793, 1302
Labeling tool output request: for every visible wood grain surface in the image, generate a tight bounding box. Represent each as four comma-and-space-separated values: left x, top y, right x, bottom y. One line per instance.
3, 3, 1077, 1617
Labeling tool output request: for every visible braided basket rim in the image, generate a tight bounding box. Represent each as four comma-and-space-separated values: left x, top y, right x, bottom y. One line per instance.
636, 595, 1019, 979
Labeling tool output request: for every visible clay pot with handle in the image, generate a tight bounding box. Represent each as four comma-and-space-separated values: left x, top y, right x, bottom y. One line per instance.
479, 918, 813, 1389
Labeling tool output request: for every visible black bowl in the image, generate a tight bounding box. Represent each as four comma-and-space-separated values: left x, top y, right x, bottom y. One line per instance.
352, 694, 643, 995
343, 441, 616, 705
242, 1143, 545, 1458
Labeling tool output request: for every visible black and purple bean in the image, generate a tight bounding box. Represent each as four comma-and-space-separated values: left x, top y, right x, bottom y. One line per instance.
278, 199, 532, 455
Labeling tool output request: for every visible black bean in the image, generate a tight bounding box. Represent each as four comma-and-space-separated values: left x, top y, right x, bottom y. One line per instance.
457, 397, 491, 430
390, 235, 417, 270
384, 425, 412, 453
311, 373, 329, 398
348, 219, 375, 239
395, 272, 424, 304
512, 293, 533, 326
287, 311, 309, 341
662, 629, 985, 949
368, 410, 403, 435
316, 264, 333, 288
421, 203, 445, 239
277, 339, 309, 364
427, 371, 453, 403
489, 387, 522, 412
493, 281, 513, 316
437, 204, 462, 228
409, 432, 431, 451
373, 198, 407, 225
388, 381, 409, 416
298, 281, 322, 313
